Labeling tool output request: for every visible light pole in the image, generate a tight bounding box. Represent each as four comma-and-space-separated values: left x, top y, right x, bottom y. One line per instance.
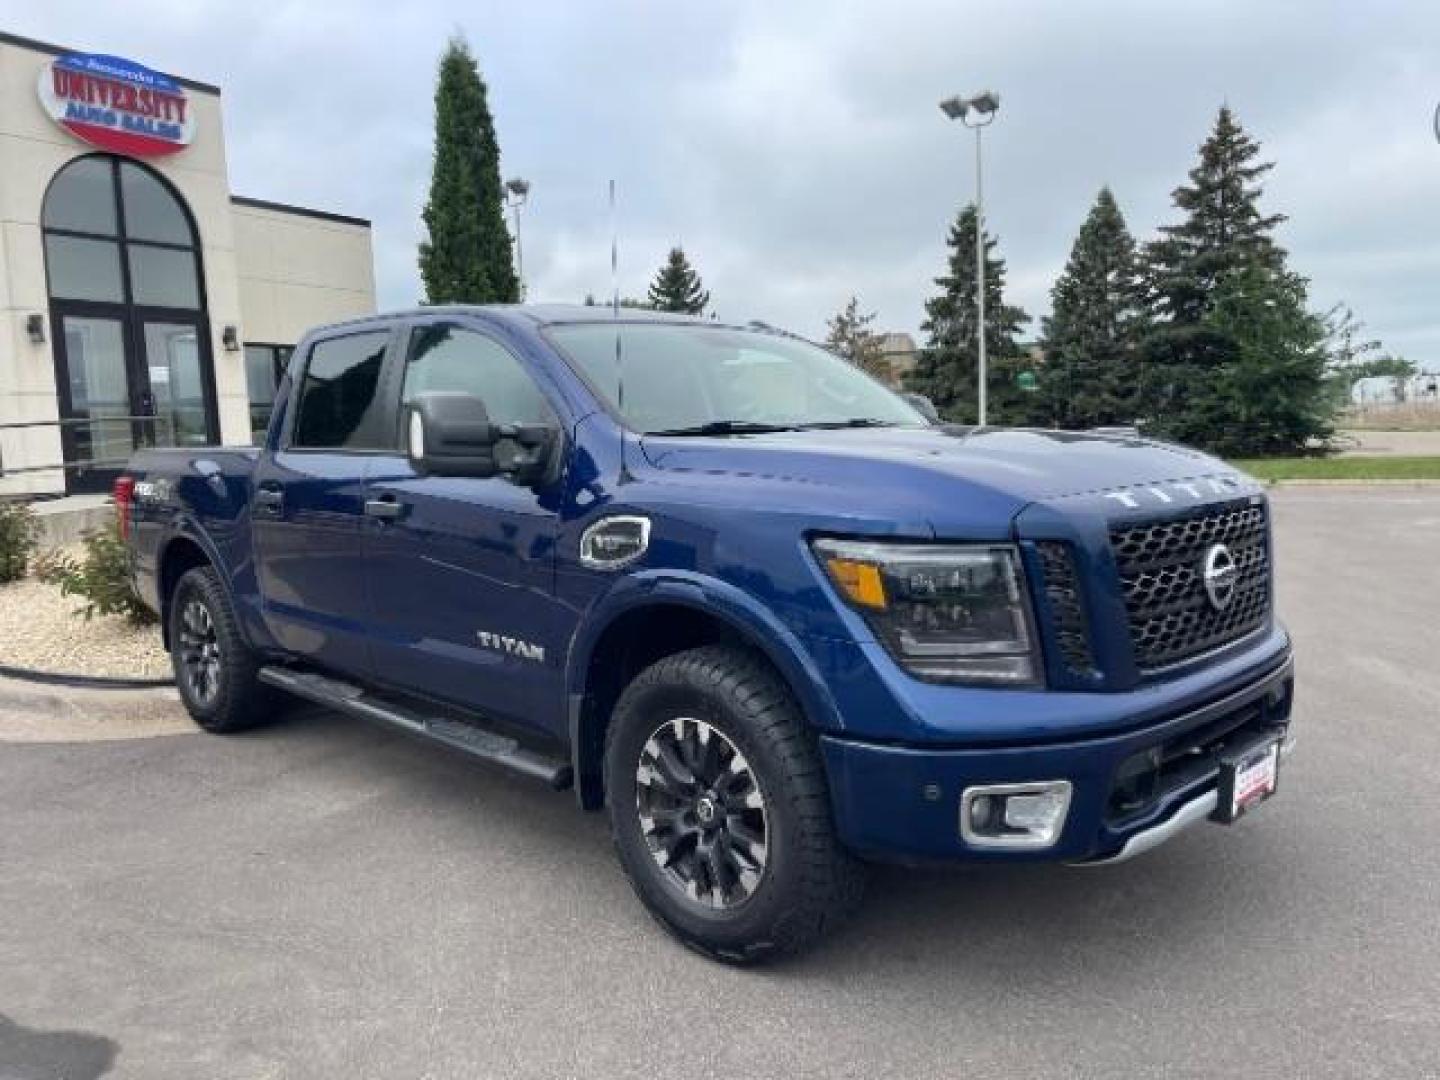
504, 177, 530, 299
939, 90, 1000, 426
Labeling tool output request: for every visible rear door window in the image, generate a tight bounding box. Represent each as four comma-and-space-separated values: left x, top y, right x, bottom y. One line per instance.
291, 331, 391, 450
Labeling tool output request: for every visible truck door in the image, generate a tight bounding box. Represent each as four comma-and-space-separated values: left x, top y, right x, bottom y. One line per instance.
361, 320, 569, 738
251, 327, 398, 678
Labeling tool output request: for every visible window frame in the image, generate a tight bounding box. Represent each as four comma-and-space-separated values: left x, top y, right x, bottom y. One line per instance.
41, 154, 204, 312
279, 325, 405, 455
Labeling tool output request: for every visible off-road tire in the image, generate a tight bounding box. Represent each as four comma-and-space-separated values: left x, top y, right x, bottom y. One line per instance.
169, 566, 275, 733
604, 644, 865, 963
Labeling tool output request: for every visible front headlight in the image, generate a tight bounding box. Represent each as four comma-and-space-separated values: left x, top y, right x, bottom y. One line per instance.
811, 539, 1040, 686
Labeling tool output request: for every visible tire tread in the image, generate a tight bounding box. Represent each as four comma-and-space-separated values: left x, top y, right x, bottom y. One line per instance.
605, 644, 864, 963
170, 566, 274, 733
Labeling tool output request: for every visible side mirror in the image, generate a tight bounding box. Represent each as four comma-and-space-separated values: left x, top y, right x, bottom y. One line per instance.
406, 391, 557, 484
901, 391, 940, 424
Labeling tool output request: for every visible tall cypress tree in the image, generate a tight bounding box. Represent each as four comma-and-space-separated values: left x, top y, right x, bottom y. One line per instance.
1038, 188, 1148, 428
418, 37, 519, 305
647, 247, 710, 313
1137, 106, 1333, 452
906, 205, 1031, 424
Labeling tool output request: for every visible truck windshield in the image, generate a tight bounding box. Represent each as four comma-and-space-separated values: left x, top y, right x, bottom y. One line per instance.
547, 323, 926, 434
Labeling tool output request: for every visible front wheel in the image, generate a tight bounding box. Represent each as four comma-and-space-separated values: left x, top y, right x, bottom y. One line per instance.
604, 645, 865, 963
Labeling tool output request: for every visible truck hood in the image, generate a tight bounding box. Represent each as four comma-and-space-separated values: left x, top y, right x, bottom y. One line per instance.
639, 426, 1248, 535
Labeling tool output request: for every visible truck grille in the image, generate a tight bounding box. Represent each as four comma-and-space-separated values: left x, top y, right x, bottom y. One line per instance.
1111, 500, 1270, 671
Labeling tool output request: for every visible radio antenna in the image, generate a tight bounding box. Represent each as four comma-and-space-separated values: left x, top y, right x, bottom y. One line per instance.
609, 179, 620, 321
610, 179, 631, 481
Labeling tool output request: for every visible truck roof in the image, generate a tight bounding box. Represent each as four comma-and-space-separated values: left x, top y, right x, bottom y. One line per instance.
310, 303, 727, 336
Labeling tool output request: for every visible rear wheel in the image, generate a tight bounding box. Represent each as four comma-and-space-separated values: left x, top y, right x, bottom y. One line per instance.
169, 566, 274, 733
604, 645, 865, 963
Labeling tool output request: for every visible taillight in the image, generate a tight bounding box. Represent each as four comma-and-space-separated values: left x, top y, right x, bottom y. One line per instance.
113, 475, 136, 539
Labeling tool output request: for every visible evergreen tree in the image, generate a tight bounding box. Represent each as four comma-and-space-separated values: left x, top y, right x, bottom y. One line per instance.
1145, 106, 1285, 325
1139, 106, 1331, 453
583, 294, 652, 308
1038, 188, 1148, 428
825, 296, 888, 377
418, 37, 519, 305
906, 205, 1033, 424
1202, 265, 1332, 455
646, 247, 710, 314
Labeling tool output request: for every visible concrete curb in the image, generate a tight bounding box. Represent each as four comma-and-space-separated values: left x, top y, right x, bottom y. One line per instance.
1261, 478, 1440, 488
0, 674, 193, 743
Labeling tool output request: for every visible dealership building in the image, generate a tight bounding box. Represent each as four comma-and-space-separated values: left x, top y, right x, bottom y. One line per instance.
0, 30, 376, 495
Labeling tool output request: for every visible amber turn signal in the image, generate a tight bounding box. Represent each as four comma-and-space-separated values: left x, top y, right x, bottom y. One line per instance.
824, 557, 888, 609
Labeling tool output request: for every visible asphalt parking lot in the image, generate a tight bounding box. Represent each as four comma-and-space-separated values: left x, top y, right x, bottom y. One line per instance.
2, 486, 1438, 1079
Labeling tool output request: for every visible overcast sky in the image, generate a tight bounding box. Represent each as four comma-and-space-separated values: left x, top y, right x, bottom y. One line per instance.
5, 0, 1437, 360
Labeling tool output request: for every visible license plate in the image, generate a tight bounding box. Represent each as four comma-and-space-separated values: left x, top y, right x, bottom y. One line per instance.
1213, 734, 1282, 824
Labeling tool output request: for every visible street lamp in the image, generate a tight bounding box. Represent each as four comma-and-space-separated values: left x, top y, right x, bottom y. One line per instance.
939, 90, 1000, 426
504, 177, 531, 299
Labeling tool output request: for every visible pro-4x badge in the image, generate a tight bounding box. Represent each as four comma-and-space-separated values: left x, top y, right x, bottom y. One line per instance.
476, 631, 545, 663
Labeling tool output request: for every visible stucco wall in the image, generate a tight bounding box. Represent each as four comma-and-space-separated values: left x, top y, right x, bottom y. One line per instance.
0, 37, 242, 493
231, 201, 375, 347
0, 34, 374, 495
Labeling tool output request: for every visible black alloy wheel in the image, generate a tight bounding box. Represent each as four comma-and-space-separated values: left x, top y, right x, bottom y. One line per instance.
605, 645, 865, 963
176, 596, 222, 707
168, 565, 274, 733
636, 716, 769, 910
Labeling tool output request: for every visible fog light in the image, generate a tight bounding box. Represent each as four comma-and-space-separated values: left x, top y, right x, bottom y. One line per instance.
960, 781, 1072, 850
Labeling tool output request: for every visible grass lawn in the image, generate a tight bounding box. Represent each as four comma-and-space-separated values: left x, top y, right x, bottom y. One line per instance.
1231, 456, 1440, 481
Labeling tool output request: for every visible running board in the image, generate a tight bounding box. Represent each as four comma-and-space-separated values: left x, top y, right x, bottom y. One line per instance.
259, 666, 572, 790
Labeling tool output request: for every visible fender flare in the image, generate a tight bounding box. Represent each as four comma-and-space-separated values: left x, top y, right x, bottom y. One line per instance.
564, 570, 846, 809
154, 515, 243, 647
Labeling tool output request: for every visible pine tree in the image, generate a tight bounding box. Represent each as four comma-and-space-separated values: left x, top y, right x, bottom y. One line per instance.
906, 205, 1032, 424
1038, 188, 1148, 428
418, 37, 519, 305
825, 296, 888, 377
1139, 106, 1332, 454
1203, 265, 1332, 455
646, 247, 710, 314
1146, 106, 1285, 326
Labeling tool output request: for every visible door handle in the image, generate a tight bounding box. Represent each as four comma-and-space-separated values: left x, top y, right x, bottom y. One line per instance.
255, 484, 284, 516
364, 495, 406, 521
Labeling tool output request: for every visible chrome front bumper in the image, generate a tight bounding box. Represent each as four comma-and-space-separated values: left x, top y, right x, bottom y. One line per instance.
1074, 728, 1297, 867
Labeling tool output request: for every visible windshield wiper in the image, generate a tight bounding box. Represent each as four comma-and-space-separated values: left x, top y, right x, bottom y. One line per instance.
648, 420, 800, 436
796, 418, 899, 430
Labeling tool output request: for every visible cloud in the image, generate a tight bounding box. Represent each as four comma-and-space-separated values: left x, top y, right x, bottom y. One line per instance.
6, 0, 1437, 360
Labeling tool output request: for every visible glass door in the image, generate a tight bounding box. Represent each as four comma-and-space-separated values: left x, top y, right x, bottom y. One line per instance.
53, 308, 139, 493
51, 306, 219, 492
141, 319, 212, 448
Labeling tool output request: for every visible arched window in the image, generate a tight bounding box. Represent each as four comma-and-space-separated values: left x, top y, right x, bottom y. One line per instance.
42, 156, 215, 492
43, 155, 202, 310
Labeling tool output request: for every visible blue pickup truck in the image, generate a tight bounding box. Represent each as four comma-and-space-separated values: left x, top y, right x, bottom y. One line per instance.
121, 304, 1294, 962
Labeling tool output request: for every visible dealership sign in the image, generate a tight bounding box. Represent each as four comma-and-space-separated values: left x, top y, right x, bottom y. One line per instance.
37, 52, 194, 156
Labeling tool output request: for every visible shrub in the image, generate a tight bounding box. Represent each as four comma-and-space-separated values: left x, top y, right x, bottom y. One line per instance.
34, 514, 156, 625
0, 500, 40, 584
